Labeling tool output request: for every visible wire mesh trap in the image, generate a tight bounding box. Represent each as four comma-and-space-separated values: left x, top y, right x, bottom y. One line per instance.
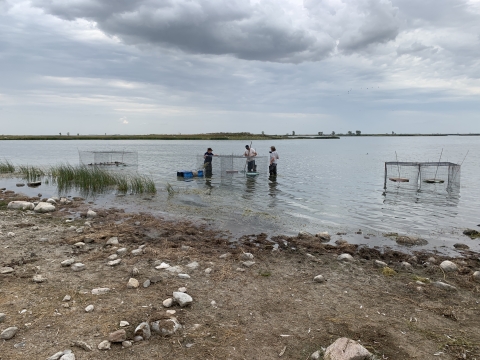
197, 154, 269, 177
79, 150, 138, 168
384, 162, 461, 191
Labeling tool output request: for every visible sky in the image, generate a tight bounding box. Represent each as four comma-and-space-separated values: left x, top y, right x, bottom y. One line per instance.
0, 0, 479, 135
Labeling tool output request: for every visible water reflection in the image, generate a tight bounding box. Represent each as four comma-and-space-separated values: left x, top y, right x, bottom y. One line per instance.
268, 176, 279, 208
243, 176, 257, 200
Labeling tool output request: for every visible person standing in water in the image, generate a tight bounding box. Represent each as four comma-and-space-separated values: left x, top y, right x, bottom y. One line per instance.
204, 147, 216, 177
269, 146, 279, 176
244, 145, 257, 172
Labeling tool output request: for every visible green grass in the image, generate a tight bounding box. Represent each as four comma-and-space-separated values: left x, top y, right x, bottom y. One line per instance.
0, 160, 15, 173
18, 165, 45, 181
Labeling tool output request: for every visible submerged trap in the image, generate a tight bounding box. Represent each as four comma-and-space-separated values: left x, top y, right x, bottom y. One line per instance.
79, 150, 138, 168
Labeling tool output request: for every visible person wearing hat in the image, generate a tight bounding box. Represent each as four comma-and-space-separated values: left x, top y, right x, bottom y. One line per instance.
269, 146, 279, 176
204, 147, 217, 177
244, 145, 258, 172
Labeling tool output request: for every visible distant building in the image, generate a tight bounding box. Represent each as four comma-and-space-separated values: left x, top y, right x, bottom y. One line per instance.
356, 130, 361, 135
261, 131, 264, 135
318, 131, 323, 136
331, 131, 335, 136
292, 131, 295, 136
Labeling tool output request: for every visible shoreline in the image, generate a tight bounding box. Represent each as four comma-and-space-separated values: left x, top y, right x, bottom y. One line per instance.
1, 187, 480, 359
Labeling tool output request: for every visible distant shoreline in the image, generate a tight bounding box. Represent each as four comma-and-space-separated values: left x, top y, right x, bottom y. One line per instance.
0, 133, 479, 140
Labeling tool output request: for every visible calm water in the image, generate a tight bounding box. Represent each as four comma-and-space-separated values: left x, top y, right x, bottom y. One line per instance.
1, 137, 479, 252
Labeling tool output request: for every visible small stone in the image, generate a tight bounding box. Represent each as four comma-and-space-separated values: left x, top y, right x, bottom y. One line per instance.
68, 226, 77, 231
33, 274, 46, 283
39, 238, 48, 242
61, 259, 75, 267
131, 248, 143, 256
150, 317, 182, 336
75, 228, 84, 234
454, 243, 469, 250
84, 221, 91, 228
97, 340, 111, 350
236, 267, 245, 272
120, 321, 129, 327
7, 201, 34, 210
473, 271, 480, 283
34, 202, 56, 213
108, 259, 122, 266
440, 260, 458, 272
73, 340, 93, 351
396, 236, 428, 246
85, 305, 94, 312
433, 281, 457, 291
241, 253, 254, 260
132, 267, 140, 275
335, 239, 348, 245
337, 253, 354, 261
0, 313, 6, 322
7, 232, 15, 237
65, 219, 74, 223
0, 326, 18, 340
219, 253, 231, 259
178, 287, 187, 292
155, 262, 170, 270
122, 341, 132, 348
400, 261, 412, 270
204, 268, 213, 274
74, 242, 85, 247
163, 298, 174, 308
127, 278, 139, 288
242, 261, 256, 267
150, 275, 163, 284
116, 248, 127, 256
374, 260, 388, 268
324, 337, 371, 360
316, 232, 331, 241
166, 310, 176, 315
178, 273, 191, 279
86, 210, 97, 219
165, 265, 183, 273
63, 295, 71, 301
186, 261, 199, 269
134, 322, 151, 340
181, 245, 191, 250
311, 350, 321, 360
427, 257, 437, 264
108, 329, 126, 343
91, 288, 110, 295
0, 267, 15, 274
46, 198, 57, 204
59, 353, 75, 360
143, 279, 151, 288
133, 336, 143, 342
106, 237, 119, 245
314, 275, 326, 283
107, 254, 118, 260
46, 351, 66, 360
71, 263, 86, 272
173, 292, 193, 307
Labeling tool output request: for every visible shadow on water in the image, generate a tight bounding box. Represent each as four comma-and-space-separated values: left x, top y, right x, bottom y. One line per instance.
243, 175, 257, 200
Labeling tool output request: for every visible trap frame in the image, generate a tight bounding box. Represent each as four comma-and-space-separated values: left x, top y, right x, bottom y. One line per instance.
79, 150, 138, 168
384, 162, 461, 191
197, 154, 269, 177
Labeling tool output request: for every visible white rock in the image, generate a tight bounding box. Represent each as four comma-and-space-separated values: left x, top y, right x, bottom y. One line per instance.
401, 261, 412, 270
116, 248, 127, 256
61, 259, 75, 267
314, 275, 326, 283
178, 287, 187, 293
204, 268, 213, 274
241, 253, 254, 260
59, 353, 75, 360
86, 210, 97, 218
173, 292, 193, 307
440, 260, 458, 272
178, 273, 191, 279
65, 219, 74, 223
91, 288, 110, 295
71, 263, 86, 272
7, 232, 15, 237
85, 305, 94, 312
163, 298, 174, 308
51, 196, 60, 201
186, 261, 199, 269
433, 281, 457, 291
150, 317, 182, 336
427, 257, 437, 264
34, 202, 56, 213
0, 313, 6, 322
68, 226, 77, 231
107, 254, 118, 260
122, 341, 132, 348
165, 265, 183, 273
316, 232, 331, 241
242, 261, 256, 267
473, 271, 480, 283
46, 198, 57, 204
127, 278, 139, 288
134, 322, 151, 340
374, 260, 388, 268
337, 253, 354, 261
311, 350, 321, 360
131, 248, 143, 256
324, 337, 371, 360
39, 238, 48, 242
155, 262, 171, 270
108, 259, 122, 266
46, 351, 66, 360
106, 237, 119, 245
166, 310, 176, 315
33, 274, 46, 283
0, 326, 18, 340
75, 228, 84, 234
74, 242, 85, 247
7, 201, 34, 210
0, 267, 14, 274
84, 221, 92, 228
143, 279, 150, 288
120, 321, 129, 327
132, 267, 140, 275
97, 340, 111, 350
219, 253, 231, 259
63, 295, 71, 301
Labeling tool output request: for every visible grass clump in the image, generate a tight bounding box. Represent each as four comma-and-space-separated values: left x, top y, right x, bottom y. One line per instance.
18, 165, 45, 181
382, 266, 397, 276
412, 275, 430, 283
0, 160, 15, 173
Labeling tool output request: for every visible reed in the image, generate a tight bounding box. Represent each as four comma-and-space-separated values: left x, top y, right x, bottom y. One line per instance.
0, 160, 15, 173
18, 165, 45, 181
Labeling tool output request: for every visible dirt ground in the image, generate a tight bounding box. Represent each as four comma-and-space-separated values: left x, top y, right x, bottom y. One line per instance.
1, 189, 480, 360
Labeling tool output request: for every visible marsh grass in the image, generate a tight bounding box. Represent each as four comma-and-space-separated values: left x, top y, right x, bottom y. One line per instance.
48, 164, 156, 196
0, 160, 15, 173
18, 165, 45, 181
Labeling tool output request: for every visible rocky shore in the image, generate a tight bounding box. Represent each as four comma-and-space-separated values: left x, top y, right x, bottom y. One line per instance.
1, 188, 480, 359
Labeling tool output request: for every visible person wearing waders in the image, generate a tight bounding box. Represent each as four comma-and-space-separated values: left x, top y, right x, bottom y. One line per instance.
244, 145, 257, 172
204, 147, 216, 177
269, 146, 279, 176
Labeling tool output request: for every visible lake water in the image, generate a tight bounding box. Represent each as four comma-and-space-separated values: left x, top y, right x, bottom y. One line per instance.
1, 137, 479, 253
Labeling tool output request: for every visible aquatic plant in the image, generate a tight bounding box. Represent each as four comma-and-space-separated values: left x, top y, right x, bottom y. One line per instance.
165, 182, 175, 196
0, 160, 15, 173
18, 165, 45, 181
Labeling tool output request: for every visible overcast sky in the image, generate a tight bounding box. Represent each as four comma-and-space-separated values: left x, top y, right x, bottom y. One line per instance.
1, 0, 479, 135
